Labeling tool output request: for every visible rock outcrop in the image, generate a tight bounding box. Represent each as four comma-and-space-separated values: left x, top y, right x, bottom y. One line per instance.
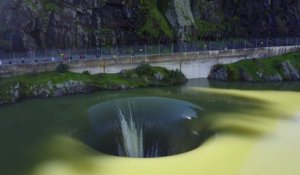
208, 52, 300, 82
0, 80, 94, 105
0, 64, 187, 105
0, 0, 299, 51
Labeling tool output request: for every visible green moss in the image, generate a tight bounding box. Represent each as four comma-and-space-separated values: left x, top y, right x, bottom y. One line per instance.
0, 65, 186, 105
157, 0, 172, 12
43, 1, 59, 12
195, 19, 225, 39
138, 0, 174, 39
222, 52, 300, 81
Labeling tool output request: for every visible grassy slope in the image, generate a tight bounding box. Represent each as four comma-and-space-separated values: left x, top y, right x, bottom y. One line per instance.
224, 52, 300, 81
0, 72, 90, 90
0, 64, 186, 104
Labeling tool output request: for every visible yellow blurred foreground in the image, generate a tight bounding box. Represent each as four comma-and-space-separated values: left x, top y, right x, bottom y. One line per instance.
32, 88, 300, 175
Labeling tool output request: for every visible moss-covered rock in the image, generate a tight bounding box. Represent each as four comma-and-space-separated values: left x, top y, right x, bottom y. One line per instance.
0, 65, 186, 105
208, 52, 300, 82
2, 0, 299, 51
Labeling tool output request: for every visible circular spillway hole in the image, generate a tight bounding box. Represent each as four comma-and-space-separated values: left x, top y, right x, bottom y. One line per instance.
76, 97, 214, 158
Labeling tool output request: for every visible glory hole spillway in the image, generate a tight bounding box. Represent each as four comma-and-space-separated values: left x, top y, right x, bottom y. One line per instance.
76, 97, 211, 158
1, 80, 300, 175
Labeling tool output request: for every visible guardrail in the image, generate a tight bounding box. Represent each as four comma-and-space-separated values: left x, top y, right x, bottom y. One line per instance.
0, 38, 299, 66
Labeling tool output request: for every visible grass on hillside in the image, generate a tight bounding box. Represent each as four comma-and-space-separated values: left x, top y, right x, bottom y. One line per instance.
224, 52, 300, 81
138, 0, 174, 39
0, 64, 186, 91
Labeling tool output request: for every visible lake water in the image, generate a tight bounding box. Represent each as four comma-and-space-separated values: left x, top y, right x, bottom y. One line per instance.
1, 79, 300, 175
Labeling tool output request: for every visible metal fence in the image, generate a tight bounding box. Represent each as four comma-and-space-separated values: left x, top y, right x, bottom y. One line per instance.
0, 37, 299, 66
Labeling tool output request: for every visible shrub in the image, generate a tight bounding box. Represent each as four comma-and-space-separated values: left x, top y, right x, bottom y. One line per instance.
165, 69, 187, 85
56, 63, 69, 73
82, 70, 91, 75
135, 63, 154, 76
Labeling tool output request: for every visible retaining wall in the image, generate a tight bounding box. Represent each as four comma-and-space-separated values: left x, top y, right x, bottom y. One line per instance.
1, 46, 299, 79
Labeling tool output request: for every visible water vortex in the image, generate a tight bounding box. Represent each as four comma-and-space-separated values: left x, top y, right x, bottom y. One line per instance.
76, 97, 214, 158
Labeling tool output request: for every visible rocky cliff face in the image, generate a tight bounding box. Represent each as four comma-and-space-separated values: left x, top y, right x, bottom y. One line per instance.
0, 0, 299, 51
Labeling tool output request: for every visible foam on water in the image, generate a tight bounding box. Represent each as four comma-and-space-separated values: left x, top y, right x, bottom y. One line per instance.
117, 103, 144, 158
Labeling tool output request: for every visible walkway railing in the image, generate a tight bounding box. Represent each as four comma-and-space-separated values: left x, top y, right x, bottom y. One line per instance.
0, 38, 299, 66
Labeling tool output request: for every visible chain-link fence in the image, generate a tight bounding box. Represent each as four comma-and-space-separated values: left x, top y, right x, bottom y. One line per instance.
0, 37, 299, 65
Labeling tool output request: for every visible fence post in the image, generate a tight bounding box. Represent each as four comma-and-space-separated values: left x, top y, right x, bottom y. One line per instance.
266, 38, 269, 47
244, 39, 247, 49
159, 44, 161, 58
116, 45, 119, 59
68, 50, 71, 64
286, 38, 288, 46
100, 46, 103, 58
276, 38, 279, 46
172, 43, 174, 54
130, 46, 133, 64
221, 41, 223, 50
144, 44, 147, 63
255, 39, 258, 48
13, 52, 16, 63
209, 41, 211, 51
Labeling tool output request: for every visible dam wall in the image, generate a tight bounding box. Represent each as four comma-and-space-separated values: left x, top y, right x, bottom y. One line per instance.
1, 45, 299, 79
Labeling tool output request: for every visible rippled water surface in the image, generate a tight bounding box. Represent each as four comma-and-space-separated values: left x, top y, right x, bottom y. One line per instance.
0, 79, 300, 175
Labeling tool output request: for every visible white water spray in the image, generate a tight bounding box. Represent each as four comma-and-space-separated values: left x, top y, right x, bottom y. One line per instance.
117, 103, 144, 157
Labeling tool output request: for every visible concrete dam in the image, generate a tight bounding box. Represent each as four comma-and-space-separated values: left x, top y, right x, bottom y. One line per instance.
1, 45, 299, 79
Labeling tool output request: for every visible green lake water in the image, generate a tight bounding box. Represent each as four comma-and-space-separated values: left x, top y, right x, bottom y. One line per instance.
1, 79, 300, 175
